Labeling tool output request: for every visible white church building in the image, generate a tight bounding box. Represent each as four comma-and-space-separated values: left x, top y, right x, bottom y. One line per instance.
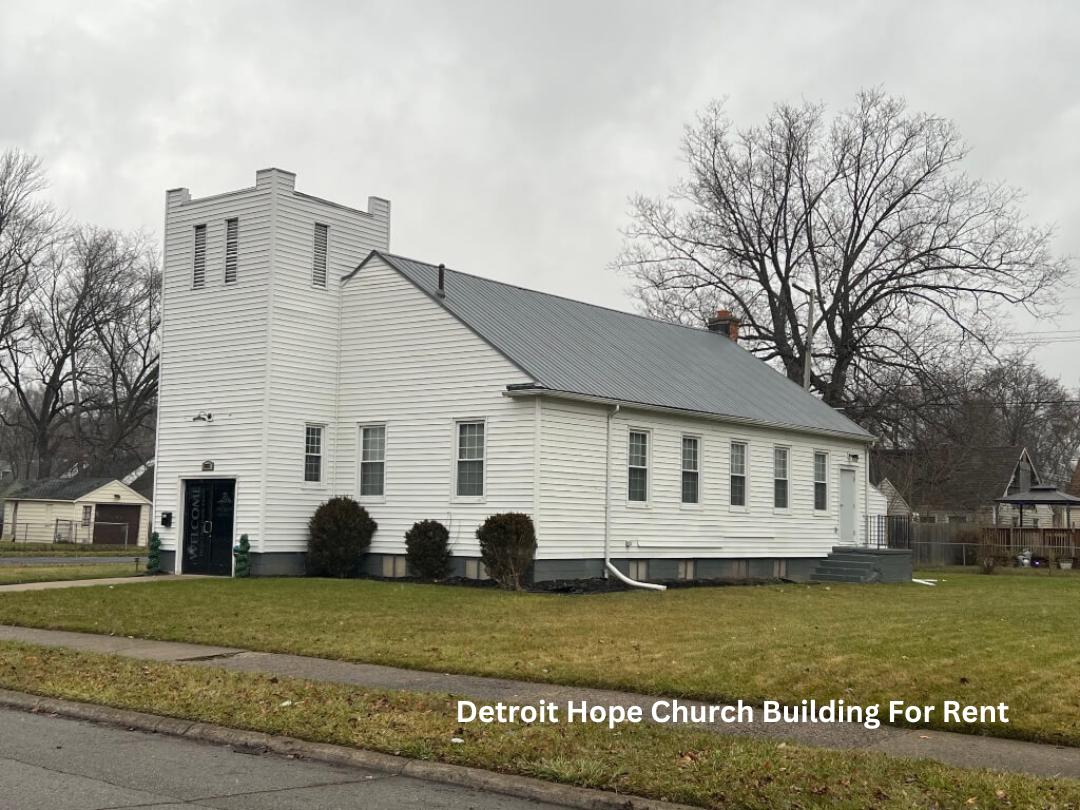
152, 169, 890, 582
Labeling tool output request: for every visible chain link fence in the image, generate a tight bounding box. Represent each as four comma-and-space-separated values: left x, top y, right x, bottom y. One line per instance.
2, 519, 131, 546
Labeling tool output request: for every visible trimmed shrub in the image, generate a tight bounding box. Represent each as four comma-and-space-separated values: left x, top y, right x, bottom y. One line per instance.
307, 497, 377, 578
235, 534, 251, 578
146, 531, 161, 574
405, 520, 452, 580
476, 512, 537, 590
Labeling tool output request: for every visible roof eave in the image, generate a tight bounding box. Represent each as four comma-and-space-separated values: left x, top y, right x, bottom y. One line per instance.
503, 387, 875, 443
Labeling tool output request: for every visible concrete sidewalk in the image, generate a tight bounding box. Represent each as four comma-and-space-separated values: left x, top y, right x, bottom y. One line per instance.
1, 624, 1077, 780
0, 555, 145, 566
0, 574, 195, 592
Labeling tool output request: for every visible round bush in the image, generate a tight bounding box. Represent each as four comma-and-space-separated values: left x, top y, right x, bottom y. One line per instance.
405, 520, 452, 580
476, 512, 537, 590
307, 496, 377, 578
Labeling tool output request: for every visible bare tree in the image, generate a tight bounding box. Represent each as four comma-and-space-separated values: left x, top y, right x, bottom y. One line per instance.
0, 226, 158, 478
79, 234, 160, 474
0, 149, 57, 367
616, 89, 1072, 410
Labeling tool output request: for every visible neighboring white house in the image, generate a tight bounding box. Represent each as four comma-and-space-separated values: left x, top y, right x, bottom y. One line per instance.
2, 478, 150, 545
153, 170, 879, 581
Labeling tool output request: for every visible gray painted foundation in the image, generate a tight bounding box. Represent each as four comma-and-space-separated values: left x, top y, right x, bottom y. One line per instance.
159, 550, 176, 573
224, 551, 828, 583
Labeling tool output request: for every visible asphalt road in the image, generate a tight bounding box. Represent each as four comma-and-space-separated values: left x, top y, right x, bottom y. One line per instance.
0, 556, 144, 565
0, 706, 561, 810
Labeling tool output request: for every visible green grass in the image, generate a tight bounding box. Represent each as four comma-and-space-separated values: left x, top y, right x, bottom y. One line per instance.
0, 563, 142, 585
0, 542, 145, 557
0, 641, 1076, 810
0, 574, 1077, 746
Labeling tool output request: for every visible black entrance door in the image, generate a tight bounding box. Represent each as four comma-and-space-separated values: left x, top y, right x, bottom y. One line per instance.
182, 479, 235, 575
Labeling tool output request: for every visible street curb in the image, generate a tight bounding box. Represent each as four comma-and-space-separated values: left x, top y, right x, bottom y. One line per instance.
0, 688, 691, 810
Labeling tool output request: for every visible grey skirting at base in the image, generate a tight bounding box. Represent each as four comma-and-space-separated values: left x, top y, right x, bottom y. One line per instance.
170, 551, 843, 583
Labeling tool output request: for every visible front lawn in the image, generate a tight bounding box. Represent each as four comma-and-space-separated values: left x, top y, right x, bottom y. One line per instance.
0, 563, 142, 585
1, 641, 1076, 810
0, 573, 1077, 745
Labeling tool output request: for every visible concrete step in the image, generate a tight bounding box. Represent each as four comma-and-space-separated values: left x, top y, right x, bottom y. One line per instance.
810, 572, 873, 583
813, 562, 876, 574
823, 553, 881, 564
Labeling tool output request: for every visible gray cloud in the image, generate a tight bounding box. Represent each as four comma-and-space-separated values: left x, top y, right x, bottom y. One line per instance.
2, 0, 1077, 380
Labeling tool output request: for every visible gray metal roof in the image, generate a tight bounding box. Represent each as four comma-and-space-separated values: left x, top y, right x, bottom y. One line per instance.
3, 478, 117, 502
362, 252, 872, 440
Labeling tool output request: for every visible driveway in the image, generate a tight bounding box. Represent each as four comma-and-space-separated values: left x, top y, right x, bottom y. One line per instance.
0, 705, 564, 809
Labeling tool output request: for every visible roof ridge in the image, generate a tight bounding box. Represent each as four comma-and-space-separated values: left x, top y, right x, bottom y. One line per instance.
376, 251, 714, 336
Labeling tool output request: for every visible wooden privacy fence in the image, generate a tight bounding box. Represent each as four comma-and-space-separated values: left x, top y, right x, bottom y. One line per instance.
879, 518, 1080, 567
980, 527, 1080, 556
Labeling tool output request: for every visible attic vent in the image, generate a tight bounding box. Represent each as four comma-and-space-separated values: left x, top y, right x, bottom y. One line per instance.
312, 223, 328, 288
224, 218, 238, 284
192, 224, 207, 288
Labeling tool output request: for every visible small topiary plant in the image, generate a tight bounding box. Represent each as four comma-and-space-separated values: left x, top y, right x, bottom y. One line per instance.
235, 534, 251, 578
307, 496, 377, 578
405, 520, 452, 580
476, 512, 537, 590
146, 531, 161, 574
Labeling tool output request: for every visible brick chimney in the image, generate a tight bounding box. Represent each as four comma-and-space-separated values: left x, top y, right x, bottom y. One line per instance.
706, 310, 740, 341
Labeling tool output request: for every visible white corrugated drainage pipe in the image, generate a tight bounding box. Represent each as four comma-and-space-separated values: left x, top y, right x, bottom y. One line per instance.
606, 560, 666, 591
604, 403, 667, 592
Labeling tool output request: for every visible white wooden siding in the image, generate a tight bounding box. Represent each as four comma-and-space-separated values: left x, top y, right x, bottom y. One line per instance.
537, 398, 870, 559
155, 169, 391, 559
261, 183, 390, 551
333, 256, 536, 557
154, 179, 273, 557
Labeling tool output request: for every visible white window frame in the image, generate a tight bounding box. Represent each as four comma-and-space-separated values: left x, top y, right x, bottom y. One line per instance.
813, 451, 829, 512
81, 504, 93, 526
304, 423, 325, 484
773, 445, 790, 510
453, 419, 486, 501
729, 440, 748, 509
627, 428, 650, 505
312, 222, 329, 288
681, 434, 701, 505
358, 423, 386, 502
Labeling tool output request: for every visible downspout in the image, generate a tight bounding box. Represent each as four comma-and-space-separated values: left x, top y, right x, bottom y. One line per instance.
604, 404, 666, 591
863, 441, 871, 547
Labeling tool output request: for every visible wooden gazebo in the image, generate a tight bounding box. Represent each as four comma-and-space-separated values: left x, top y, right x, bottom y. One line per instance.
985, 484, 1080, 556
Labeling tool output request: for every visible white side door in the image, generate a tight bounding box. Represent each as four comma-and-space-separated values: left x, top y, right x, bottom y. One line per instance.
839, 468, 857, 546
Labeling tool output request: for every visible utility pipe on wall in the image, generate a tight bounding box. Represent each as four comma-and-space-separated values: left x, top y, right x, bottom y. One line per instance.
604, 403, 667, 592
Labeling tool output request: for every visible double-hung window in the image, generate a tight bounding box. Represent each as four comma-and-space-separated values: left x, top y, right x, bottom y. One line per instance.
456, 421, 485, 497
360, 425, 386, 497
774, 446, 789, 509
814, 452, 828, 511
681, 436, 700, 504
628, 431, 649, 502
729, 441, 747, 506
304, 425, 323, 483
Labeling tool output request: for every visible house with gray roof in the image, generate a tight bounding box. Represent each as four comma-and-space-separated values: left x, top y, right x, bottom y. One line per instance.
153, 170, 885, 582
2, 478, 150, 545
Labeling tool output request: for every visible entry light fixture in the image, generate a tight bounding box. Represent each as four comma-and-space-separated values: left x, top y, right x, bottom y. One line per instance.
192, 411, 214, 422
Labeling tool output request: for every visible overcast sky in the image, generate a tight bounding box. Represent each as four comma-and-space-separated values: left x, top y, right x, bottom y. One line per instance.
2, 0, 1077, 382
